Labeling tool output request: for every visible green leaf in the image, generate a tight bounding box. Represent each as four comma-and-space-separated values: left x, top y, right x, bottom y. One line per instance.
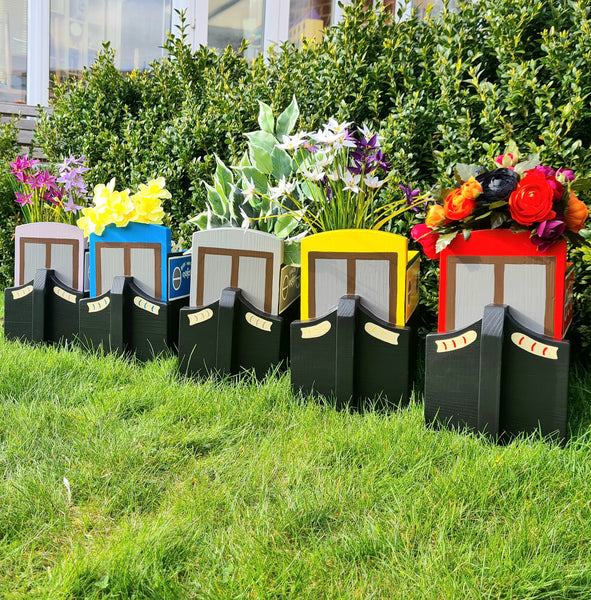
504, 139, 520, 160
204, 182, 227, 216
515, 153, 540, 174
276, 96, 299, 138
214, 155, 234, 196
490, 211, 508, 229
234, 166, 268, 193
283, 239, 302, 265
257, 100, 275, 134
454, 163, 479, 183
94, 575, 110, 590
245, 130, 277, 154
571, 177, 591, 192
271, 146, 293, 180
435, 231, 458, 254
249, 143, 274, 174
188, 211, 209, 230
237, 150, 250, 168
273, 214, 300, 239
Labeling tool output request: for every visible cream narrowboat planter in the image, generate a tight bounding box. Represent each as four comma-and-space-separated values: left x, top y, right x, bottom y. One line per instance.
4, 222, 88, 344
177, 228, 300, 378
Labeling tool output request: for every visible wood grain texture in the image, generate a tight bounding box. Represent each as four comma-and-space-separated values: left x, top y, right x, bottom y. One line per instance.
291, 295, 412, 409
424, 321, 482, 431
177, 287, 291, 379
477, 305, 506, 438
15, 223, 87, 291
499, 308, 569, 441
4, 282, 34, 342
189, 228, 283, 314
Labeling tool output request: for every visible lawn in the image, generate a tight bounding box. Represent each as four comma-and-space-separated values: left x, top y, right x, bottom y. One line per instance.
2, 296, 591, 599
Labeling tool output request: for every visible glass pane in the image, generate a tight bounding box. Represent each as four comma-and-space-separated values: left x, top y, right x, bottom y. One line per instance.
50, 0, 172, 88
288, 0, 331, 45
208, 0, 264, 59
0, 0, 28, 103
411, 0, 457, 19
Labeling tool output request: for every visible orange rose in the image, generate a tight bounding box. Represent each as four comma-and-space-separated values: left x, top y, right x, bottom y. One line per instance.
461, 177, 482, 200
425, 204, 446, 227
564, 191, 588, 233
443, 188, 476, 220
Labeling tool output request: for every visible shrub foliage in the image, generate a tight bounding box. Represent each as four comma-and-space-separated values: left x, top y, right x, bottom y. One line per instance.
19, 0, 591, 350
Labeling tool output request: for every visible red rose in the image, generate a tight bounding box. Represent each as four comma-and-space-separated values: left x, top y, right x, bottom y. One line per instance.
443, 188, 476, 220
509, 170, 555, 226
411, 223, 439, 260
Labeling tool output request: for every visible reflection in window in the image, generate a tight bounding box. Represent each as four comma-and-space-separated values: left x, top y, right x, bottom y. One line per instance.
0, 0, 27, 103
50, 0, 172, 87
207, 0, 264, 60
288, 0, 332, 45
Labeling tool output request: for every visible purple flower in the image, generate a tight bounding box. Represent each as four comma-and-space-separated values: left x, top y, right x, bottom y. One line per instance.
62, 196, 83, 213
15, 191, 33, 206
556, 168, 576, 183
368, 149, 391, 174
356, 133, 379, 152
399, 184, 420, 203
536, 165, 556, 178
303, 142, 318, 154
32, 169, 58, 191
531, 219, 566, 252
10, 155, 39, 174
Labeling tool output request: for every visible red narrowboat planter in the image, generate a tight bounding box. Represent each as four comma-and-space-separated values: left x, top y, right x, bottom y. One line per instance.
438, 229, 572, 340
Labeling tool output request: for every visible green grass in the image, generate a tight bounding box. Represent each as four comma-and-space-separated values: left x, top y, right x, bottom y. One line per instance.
1, 313, 591, 598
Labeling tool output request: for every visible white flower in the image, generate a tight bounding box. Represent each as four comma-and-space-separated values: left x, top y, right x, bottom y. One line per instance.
242, 178, 257, 202
342, 171, 361, 194
309, 128, 333, 144
331, 131, 357, 151
270, 175, 296, 200
326, 170, 340, 181
277, 132, 307, 151
326, 117, 352, 135
314, 152, 335, 168
364, 173, 384, 189
302, 166, 326, 181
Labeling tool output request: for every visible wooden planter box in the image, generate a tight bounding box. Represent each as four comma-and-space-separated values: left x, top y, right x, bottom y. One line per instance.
4, 223, 88, 344
78, 223, 189, 360
290, 229, 420, 409
177, 228, 300, 378
425, 230, 570, 441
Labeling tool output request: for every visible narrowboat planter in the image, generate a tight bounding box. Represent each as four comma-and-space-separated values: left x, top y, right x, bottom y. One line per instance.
424, 229, 572, 441
4, 222, 88, 344
290, 229, 420, 409
177, 228, 300, 379
78, 222, 190, 360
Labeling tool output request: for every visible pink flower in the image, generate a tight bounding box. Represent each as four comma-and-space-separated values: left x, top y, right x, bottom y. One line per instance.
411, 223, 439, 260
495, 153, 518, 169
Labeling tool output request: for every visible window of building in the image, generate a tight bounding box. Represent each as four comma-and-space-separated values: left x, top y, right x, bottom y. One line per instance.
50, 0, 172, 88
0, 0, 28, 103
207, 0, 265, 60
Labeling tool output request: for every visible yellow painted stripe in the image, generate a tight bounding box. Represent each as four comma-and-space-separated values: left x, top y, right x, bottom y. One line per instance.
364, 322, 399, 345
300, 320, 331, 339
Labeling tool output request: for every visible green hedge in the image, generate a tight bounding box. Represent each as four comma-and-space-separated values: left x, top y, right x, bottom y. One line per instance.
16, 0, 591, 352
